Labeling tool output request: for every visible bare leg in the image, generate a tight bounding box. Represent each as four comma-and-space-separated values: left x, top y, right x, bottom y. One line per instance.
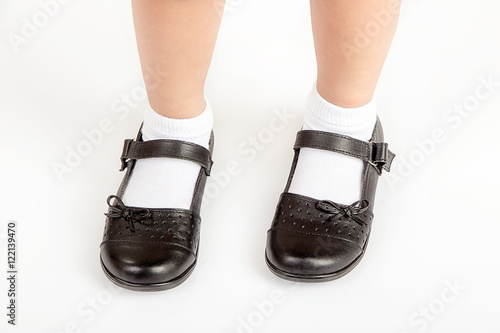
311, 0, 400, 107
132, 0, 224, 118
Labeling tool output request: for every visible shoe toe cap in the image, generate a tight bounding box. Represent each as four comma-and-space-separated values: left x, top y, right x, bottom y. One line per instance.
100, 241, 195, 285
266, 228, 362, 277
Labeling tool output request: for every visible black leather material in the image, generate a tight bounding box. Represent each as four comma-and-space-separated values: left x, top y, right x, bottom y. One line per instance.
294, 130, 395, 173
100, 126, 214, 291
120, 138, 213, 175
265, 118, 394, 281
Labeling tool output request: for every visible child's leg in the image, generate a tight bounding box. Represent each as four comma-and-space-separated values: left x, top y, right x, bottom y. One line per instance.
288, 0, 400, 205
132, 0, 223, 118
311, 0, 400, 107
122, 0, 224, 209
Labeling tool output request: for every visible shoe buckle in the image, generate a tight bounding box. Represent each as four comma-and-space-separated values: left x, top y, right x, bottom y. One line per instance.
368, 141, 388, 174
119, 139, 133, 171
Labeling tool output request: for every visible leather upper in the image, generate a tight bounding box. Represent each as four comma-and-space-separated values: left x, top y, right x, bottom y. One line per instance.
266, 192, 372, 275
101, 203, 201, 284
266, 118, 394, 278
100, 126, 214, 287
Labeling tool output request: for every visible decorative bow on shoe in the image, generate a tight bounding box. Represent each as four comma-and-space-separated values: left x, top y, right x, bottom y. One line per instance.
316, 199, 370, 226
104, 195, 152, 232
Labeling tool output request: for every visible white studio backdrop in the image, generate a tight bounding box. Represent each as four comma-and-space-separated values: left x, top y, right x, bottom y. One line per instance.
0, 0, 499, 332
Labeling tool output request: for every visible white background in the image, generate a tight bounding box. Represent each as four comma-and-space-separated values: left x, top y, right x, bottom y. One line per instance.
1, 0, 499, 332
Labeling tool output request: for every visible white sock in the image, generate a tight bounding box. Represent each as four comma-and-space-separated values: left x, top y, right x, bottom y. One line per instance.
122, 102, 213, 209
288, 85, 377, 205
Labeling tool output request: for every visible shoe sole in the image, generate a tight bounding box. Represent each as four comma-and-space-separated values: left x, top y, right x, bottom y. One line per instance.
100, 256, 195, 292
265, 235, 370, 282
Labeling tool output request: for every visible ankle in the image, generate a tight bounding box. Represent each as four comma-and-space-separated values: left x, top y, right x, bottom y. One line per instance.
147, 94, 206, 119
142, 101, 213, 148
304, 84, 377, 139
316, 78, 375, 108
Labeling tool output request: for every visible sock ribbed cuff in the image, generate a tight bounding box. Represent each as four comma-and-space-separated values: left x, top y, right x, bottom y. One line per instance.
142, 101, 213, 148
306, 84, 377, 129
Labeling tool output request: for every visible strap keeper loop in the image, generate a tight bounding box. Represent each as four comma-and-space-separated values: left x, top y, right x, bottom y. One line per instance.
369, 141, 393, 173
371, 142, 389, 163
205, 159, 213, 176
120, 139, 133, 171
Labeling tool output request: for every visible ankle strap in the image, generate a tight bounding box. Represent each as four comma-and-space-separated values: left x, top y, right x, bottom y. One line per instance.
120, 138, 213, 176
294, 130, 395, 173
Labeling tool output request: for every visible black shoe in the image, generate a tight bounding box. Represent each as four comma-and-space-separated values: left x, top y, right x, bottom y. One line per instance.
100, 126, 214, 291
265, 118, 394, 282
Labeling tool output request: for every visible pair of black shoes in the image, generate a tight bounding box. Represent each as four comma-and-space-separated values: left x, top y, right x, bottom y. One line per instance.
100, 119, 394, 291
